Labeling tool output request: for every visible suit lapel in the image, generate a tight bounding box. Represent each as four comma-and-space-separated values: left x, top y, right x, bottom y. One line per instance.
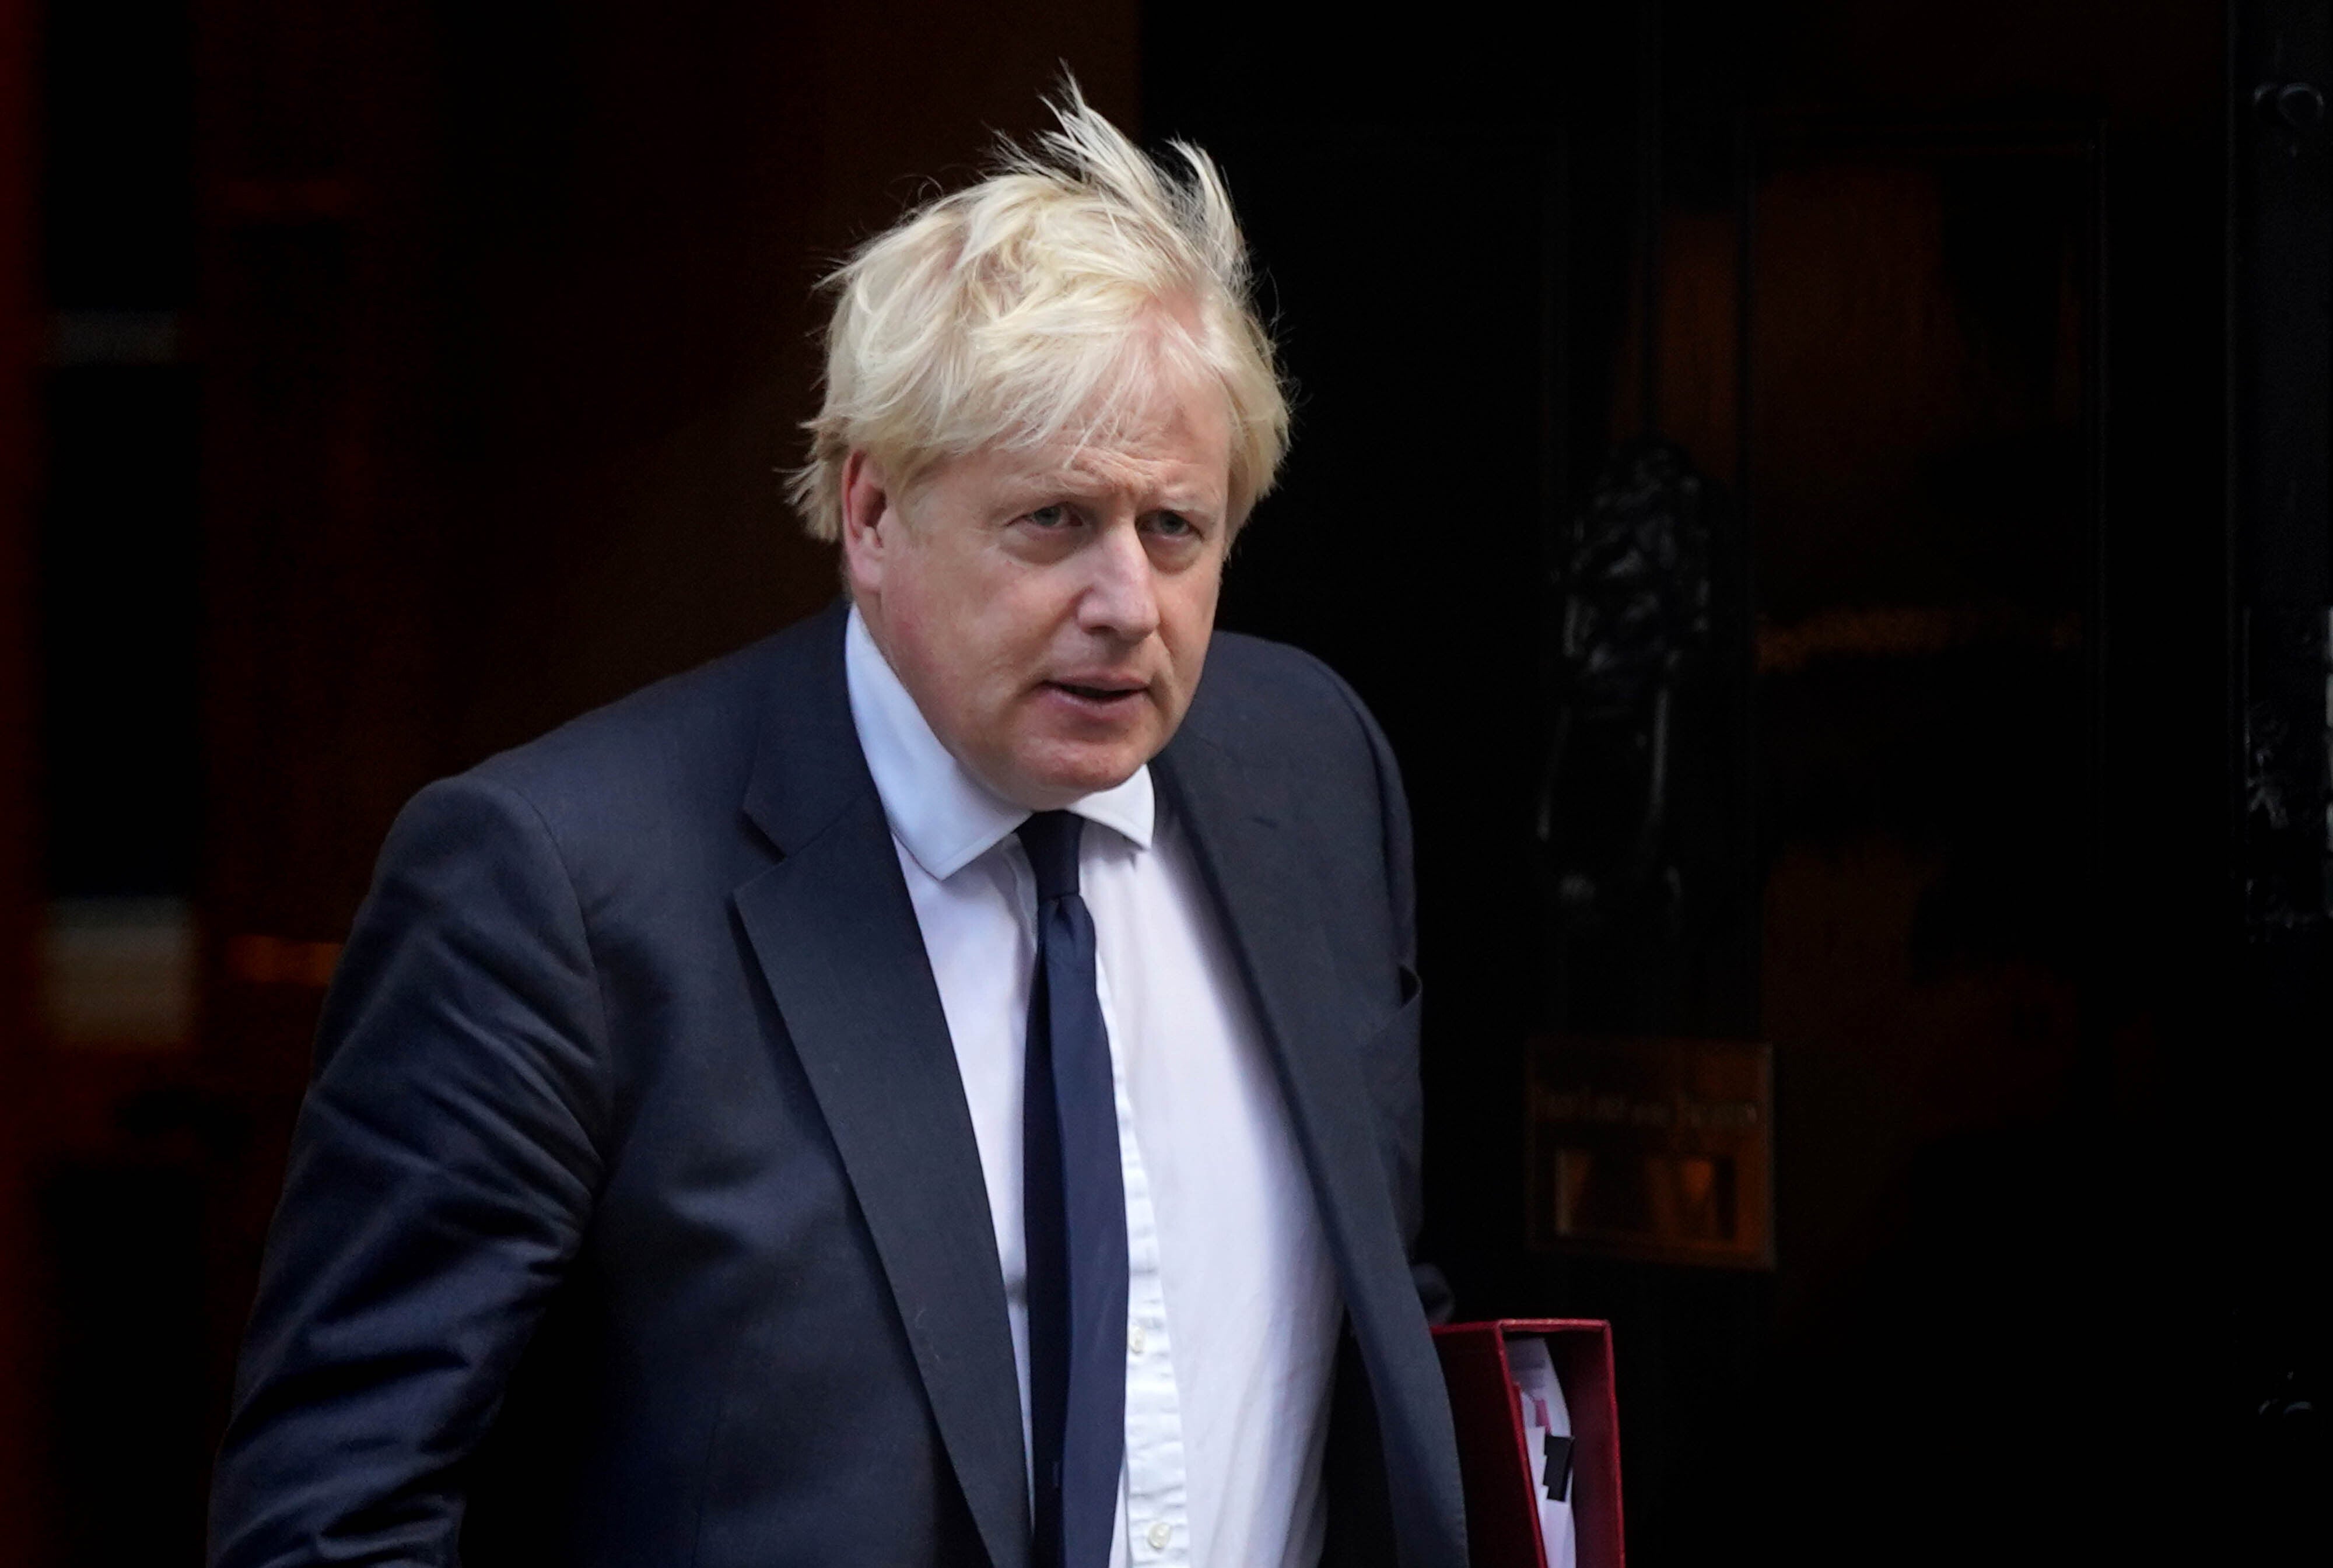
732, 604, 1029, 1568
1153, 725, 1466, 1566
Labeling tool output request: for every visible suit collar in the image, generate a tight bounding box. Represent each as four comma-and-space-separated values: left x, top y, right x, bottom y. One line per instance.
738, 598, 865, 858
1153, 704, 1467, 1567
733, 600, 1031, 1568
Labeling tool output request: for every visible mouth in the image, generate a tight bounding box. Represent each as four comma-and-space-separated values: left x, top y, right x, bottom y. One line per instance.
1043, 678, 1146, 708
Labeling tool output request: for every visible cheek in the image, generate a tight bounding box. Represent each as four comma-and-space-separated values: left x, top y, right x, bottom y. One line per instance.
985, 573, 1085, 668
889, 544, 1004, 670
1160, 569, 1222, 675
928, 580, 1057, 725
880, 575, 987, 721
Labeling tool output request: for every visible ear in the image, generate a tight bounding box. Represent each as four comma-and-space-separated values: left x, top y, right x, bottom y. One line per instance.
839, 450, 895, 601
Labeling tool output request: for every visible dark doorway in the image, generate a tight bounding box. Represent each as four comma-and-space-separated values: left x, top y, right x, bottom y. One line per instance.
1148, 2, 2322, 1562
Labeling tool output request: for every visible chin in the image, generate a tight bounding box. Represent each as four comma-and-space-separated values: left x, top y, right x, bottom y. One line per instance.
1018, 745, 1148, 803
1044, 763, 1141, 799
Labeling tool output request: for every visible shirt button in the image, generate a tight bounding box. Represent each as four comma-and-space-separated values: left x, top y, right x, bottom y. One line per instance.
1146, 1521, 1172, 1551
1129, 1324, 1147, 1356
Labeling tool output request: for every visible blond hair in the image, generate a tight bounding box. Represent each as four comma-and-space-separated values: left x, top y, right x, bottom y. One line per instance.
789, 84, 1288, 542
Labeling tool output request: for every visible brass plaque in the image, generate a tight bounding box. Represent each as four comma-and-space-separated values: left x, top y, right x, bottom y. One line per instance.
1525, 1036, 1775, 1269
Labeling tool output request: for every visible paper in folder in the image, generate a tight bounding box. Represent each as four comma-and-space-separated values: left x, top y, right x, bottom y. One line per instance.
1430, 1320, 1625, 1568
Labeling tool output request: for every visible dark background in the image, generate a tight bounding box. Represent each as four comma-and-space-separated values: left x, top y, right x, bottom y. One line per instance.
0, 1, 2323, 1564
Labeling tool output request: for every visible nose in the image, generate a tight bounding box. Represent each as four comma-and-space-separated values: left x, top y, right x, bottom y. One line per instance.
1076, 520, 1160, 643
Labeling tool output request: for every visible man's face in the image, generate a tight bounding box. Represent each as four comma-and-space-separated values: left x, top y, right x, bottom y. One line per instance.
843, 363, 1234, 811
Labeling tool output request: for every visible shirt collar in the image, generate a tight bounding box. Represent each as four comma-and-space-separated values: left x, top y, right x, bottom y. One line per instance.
843, 604, 1155, 881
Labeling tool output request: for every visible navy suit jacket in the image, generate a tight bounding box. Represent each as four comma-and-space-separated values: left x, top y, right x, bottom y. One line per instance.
209, 600, 1469, 1568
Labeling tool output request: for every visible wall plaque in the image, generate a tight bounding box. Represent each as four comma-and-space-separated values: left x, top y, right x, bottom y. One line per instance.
1525, 1036, 1775, 1269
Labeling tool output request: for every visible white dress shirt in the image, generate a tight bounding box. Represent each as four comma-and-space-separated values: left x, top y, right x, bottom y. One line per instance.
843, 606, 1343, 1568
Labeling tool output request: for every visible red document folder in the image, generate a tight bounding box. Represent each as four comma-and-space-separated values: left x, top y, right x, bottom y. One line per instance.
1431, 1320, 1625, 1568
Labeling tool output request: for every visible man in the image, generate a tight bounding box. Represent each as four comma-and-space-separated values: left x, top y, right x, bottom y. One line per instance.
210, 91, 1467, 1568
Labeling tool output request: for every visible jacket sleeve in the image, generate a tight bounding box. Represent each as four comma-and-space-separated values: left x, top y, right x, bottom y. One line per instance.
209, 773, 612, 1568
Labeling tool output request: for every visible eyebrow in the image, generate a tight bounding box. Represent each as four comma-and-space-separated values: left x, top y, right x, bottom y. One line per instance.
1003, 466, 1225, 518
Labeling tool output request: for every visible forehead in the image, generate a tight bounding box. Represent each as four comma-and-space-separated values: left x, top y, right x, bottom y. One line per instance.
944, 366, 1233, 508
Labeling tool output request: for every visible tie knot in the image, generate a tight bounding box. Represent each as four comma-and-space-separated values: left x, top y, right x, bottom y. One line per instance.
1017, 811, 1084, 903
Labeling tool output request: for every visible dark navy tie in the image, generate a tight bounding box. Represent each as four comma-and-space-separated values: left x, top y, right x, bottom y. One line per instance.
1018, 810, 1127, 1568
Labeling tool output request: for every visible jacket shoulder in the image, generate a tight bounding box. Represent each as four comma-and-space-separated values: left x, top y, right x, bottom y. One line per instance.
1189, 629, 1395, 780
450, 605, 839, 860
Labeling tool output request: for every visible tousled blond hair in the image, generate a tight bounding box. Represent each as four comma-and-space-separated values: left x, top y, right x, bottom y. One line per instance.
789, 85, 1288, 542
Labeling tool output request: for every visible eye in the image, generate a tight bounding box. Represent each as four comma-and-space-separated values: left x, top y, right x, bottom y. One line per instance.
1023, 503, 1073, 529
1147, 510, 1196, 538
